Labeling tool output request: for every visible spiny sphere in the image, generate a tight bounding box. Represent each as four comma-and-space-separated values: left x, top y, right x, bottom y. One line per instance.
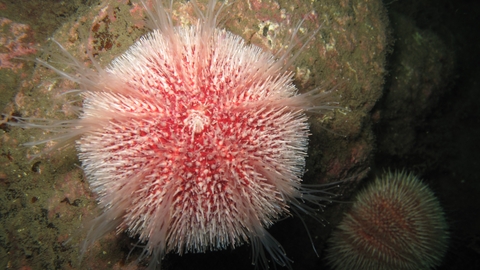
75, 0, 314, 268
326, 171, 449, 270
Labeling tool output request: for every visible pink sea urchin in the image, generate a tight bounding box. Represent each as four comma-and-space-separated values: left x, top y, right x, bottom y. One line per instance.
14, 0, 337, 269
326, 170, 449, 270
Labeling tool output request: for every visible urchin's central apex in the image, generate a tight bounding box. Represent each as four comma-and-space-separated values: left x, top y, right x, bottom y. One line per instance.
183, 109, 210, 139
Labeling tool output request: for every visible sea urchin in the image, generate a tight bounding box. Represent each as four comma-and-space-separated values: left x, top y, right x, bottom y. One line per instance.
326, 170, 449, 270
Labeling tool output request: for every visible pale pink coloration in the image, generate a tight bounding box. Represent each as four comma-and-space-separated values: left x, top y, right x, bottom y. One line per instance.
16, 0, 335, 269
0, 18, 37, 70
